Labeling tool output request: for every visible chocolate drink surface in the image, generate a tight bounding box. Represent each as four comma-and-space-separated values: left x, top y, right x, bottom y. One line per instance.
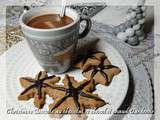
27, 14, 74, 29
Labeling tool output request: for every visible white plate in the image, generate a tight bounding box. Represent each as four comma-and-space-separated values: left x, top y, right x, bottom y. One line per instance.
2, 37, 129, 120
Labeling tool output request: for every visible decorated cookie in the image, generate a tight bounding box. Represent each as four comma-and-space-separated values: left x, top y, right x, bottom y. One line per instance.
74, 50, 106, 69
18, 71, 60, 109
49, 75, 106, 114
46, 77, 96, 99
82, 58, 121, 86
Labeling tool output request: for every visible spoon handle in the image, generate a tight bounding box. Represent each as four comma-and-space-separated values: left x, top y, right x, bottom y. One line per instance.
60, 0, 66, 17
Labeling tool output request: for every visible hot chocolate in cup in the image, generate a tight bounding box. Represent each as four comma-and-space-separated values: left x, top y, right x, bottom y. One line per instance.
26, 14, 74, 29
20, 7, 91, 74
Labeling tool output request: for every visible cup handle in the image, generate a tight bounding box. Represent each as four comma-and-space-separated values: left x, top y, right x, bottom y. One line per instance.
78, 16, 92, 39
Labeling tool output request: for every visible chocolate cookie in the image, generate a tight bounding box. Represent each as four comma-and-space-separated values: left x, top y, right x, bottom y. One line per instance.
74, 50, 107, 69
82, 58, 121, 86
18, 71, 60, 109
49, 74, 106, 114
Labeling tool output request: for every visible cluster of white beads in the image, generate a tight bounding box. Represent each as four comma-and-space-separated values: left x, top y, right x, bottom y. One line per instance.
116, 6, 146, 46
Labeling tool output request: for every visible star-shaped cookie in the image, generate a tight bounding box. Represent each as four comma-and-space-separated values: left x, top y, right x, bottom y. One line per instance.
48, 74, 106, 115
82, 57, 121, 85
18, 71, 60, 109
74, 50, 108, 69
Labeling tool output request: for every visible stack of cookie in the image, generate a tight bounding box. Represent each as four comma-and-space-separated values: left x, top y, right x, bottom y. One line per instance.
115, 6, 146, 46
18, 50, 121, 119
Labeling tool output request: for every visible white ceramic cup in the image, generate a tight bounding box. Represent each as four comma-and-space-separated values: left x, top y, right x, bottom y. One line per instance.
20, 7, 91, 74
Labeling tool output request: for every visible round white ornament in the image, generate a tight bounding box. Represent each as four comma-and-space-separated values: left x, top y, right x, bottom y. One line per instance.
136, 14, 143, 19
117, 32, 128, 41
133, 24, 141, 30
136, 29, 143, 36
130, 12, 136, 18
127, 36, 139, 46
119, 24, 126, 32
130, 19, 138, 25
138, 35, 145, 41
128, 36, 138, 42
135, 8, 142, 13
125, 21, 132, 28
141, 6, 146, 11
126, 14, 133, 20
125, 28, 135, 37
139, 18, 145, 24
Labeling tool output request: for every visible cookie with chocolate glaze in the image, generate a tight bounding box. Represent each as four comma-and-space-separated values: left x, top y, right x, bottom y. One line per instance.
18, 71, 60, 109
49, 74, 106, 115
82, 57, 121, 86
74, 50, 107, 69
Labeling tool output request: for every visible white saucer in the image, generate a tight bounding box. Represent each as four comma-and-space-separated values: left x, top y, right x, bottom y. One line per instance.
1, 37, 129, 120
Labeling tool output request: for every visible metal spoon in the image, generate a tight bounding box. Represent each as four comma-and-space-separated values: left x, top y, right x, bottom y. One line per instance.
60, 0, 66, 18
